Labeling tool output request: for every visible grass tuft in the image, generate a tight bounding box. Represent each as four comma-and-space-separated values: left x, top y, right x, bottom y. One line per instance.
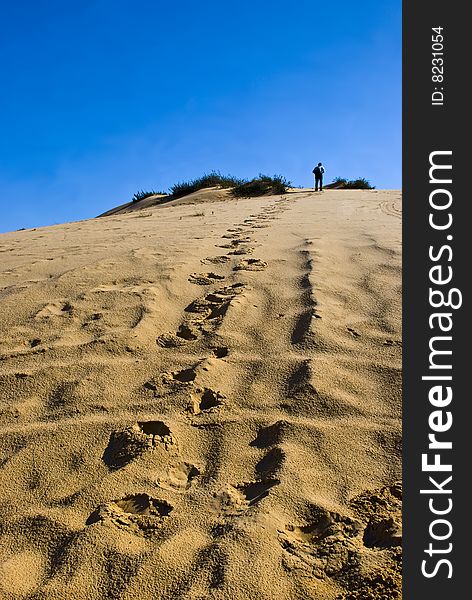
332, 177, 375, 189
132, 190, 166, 203
169, 171, 246, 200
231, 174, 291, 198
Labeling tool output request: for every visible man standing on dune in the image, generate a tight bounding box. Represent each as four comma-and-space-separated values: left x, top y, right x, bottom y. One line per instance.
313, 162, 325, 191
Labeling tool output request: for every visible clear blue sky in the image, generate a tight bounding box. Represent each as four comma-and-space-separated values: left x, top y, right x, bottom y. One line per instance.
0, 0, 401, 233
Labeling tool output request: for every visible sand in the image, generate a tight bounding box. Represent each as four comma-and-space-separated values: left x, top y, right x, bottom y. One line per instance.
0, 188, 402, 599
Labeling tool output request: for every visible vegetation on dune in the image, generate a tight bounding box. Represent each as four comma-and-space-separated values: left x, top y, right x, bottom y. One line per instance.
332, 177, 348, 186
231, 174, 291, 197
130, 173, 374, 207
130, 172, 292, 205
169, 171, 246, 200
332, 177, 375, 189
132, 190, 166, 203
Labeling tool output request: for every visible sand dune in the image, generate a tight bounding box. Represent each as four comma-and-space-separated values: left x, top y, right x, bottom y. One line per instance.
0, 189, 402, 599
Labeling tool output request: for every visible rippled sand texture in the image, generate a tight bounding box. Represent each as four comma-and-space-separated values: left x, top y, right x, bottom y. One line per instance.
0, 189, 402, 599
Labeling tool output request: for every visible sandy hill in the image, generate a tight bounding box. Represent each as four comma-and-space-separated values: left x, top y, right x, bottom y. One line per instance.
0, 189, 402, 599
98, 184, 352, 219
97, 187, 236, 218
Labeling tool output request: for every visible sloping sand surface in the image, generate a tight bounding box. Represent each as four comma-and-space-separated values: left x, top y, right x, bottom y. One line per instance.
0, 189, 402, 599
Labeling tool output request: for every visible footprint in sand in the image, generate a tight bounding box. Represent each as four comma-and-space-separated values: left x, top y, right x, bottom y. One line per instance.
217, 238, 251, 249
184, 284, 245, 322
237, 479, 280, 505
221, 233, 244, 239
255, 447, 285, 479
279, 483, 401, 587
201, 256, 231, 265
190, 387, 224, 414
212, 346, 229, 358
188, 272, 225, 286
157, 462, 201, 492
156, 333, 187, 347
159, 284, 245, 344
278, 507, 362, 578
347, 327, 361, 338
363, 517, 402, 548
384, 338, 402, 347
185, 295, 228, 320
164, 366, 198, 384
86, 493, 173, 535
215, 479, 280, 515
34, 300, 74, 319
175, 324, 199, 341
102, 420, 174, 470
234, 258, 267, 271
227, 246, 255, 255
250, 421, 290, 448
352, 482, 402, 549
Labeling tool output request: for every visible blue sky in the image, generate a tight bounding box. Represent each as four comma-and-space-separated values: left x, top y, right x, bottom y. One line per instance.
0, 0, 401, 233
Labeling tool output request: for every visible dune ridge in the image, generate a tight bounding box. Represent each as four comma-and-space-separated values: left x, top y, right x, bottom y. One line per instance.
0, 189, 402, 599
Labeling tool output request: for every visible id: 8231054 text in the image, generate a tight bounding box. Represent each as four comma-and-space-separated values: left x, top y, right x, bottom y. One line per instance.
432, 26, 445, 106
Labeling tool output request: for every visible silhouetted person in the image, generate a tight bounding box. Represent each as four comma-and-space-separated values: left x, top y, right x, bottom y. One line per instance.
313, 162, 325, 191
